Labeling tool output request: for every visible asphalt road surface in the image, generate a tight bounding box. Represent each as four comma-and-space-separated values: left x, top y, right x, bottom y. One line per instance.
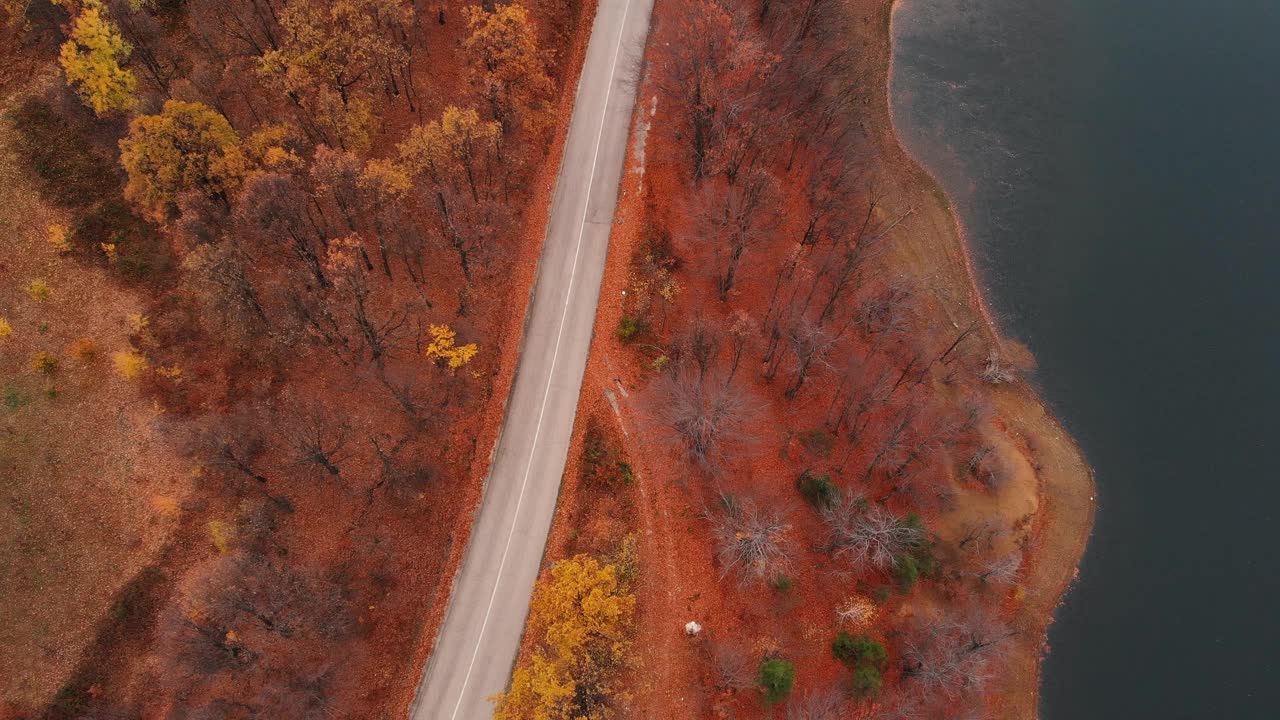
408, 1, 655, 718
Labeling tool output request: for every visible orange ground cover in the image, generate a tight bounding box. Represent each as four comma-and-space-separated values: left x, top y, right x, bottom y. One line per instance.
535, 0, 1095, 717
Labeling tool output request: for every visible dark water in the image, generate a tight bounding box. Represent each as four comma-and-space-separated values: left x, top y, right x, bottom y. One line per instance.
890, 0, 1280, 717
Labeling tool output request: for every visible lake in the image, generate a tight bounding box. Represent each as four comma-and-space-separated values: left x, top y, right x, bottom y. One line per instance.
890, 0, 1280, 716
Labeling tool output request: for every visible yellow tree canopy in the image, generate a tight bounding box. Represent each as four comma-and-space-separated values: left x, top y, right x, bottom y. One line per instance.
494, 555, 635, 720
260, 0, 411, 105
58, 0, 137, 115
462, 4, 552, 130
398, 106, 500, 198
424, 324, 478, 369
119, 100, 247, 219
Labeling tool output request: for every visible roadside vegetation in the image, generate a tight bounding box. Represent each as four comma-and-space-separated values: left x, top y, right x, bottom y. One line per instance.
596, 0, 1050, 717
0, 0, 589, 716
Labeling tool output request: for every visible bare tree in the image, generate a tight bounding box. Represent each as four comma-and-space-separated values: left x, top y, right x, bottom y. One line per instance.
651, 367, 753, 474
786, 686, 846, 720
782, 315, 838, 396
236, 172, 332, 290
898, 604, 1014, 704
654, 0, 776, 181
673, 315, 723, 380
279, 401, 352, 482
821, 495, 925, 573
708, 494, 792, 585
975, 552, 1022, 586
692, 168, 780, 300
710, 639, 755, 691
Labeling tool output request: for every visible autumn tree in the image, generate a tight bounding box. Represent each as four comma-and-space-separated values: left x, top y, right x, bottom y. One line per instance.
120, 100, 247, 219
692, 168, 780, 300
398, 106, 509, 281
399, 106, 501, 202
495, 554, 635, 720
325, 234, 408, 366
655, 0, 776, 181
59, 0, 137, 115
260, 0, 413, 149
462, 3, 553, 132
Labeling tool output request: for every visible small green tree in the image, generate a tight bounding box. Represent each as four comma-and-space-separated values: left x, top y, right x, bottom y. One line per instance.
831, 632, 886, 668
758, 657, 795, 705
851, 663, 882, 696
796, 470, 839, 510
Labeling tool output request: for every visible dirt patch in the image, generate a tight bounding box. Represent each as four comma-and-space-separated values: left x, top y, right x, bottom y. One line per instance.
0, 77, 190, 714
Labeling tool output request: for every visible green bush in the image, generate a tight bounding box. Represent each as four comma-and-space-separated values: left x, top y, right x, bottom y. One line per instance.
796, 470, 839, 510
616, 316, 644, 343
894, 553, 921, 590
832, 632, 886, 668
799, 428, 835, 457
769, 574, 793, 592
851, 664, 883, 696
758, 658, 795, 705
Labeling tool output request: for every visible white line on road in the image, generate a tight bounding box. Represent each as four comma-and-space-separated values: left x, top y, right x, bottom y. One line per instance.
446, 1, 634, 716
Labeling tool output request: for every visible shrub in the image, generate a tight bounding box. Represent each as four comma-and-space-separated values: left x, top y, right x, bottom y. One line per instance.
851, 664, 883, 696
26, 279, 51, 301
113, 348, 149, 379
832, 632, 886, 668
69, 337, 98, 362
759, 658, 795, 705
0, 318, 12, 339
30, 351, 59, 375
894, 553, 922, 590
799, 428, 835, 457
207, 519, 234, 553
582, 418, 632, 486
769, 574, 793, 592
47, 224, 71, 253
616, 315, 643, 342
796, 470, 839, 510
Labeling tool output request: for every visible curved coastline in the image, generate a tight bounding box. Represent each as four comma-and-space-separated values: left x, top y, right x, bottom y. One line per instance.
862, 0, 1099, 714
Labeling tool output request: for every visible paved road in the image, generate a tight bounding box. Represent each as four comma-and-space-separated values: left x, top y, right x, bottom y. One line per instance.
408, 1, 654, 718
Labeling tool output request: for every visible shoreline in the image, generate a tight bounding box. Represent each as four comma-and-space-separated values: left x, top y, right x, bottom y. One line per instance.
869, 0, 1098, 714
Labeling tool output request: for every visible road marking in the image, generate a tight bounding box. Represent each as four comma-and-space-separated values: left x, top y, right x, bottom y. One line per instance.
446, 1, 635, 717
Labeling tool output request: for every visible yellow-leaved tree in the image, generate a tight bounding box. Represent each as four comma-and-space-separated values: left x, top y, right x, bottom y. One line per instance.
58, 0, 137, 116
494, 554, 635, 720
119, 100, 247, 219
424, 324, 479, 369
259, 0, 413, 152
398, 105, 500, 202
463, 4, 553, 132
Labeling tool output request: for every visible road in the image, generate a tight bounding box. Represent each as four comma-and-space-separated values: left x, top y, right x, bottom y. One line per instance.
408, 1, 654, 718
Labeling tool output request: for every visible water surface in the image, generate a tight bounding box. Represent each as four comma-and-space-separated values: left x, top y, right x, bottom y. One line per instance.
891, 0, 1280, 716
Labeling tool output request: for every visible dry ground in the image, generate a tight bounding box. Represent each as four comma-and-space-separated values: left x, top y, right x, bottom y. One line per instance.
0, 75, 190, 714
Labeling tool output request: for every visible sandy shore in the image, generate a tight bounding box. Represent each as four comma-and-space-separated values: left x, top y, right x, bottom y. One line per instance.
860, 0, 1098, 715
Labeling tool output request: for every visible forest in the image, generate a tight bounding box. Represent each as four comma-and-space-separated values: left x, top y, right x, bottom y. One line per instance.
0, 0, 1087, 718
0, 0, 589, 717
